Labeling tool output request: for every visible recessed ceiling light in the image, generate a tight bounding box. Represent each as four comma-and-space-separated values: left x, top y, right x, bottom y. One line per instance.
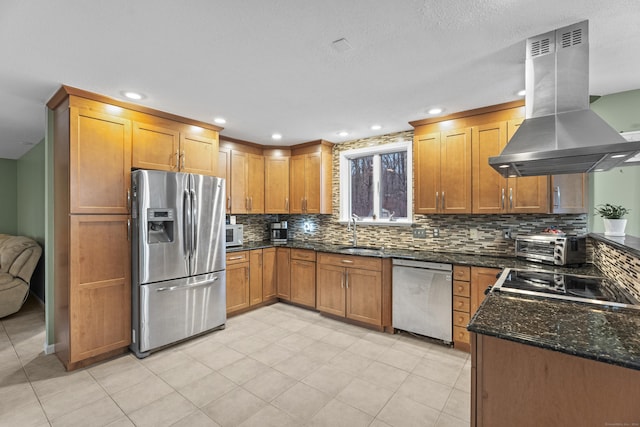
214, 117, 227, 124
428, 108, 443, 115
517, 89, 526, 97
271, 133, 282, 140
371, 124, 382, 131
122, 91, 145, 100
338, 131, 349, 137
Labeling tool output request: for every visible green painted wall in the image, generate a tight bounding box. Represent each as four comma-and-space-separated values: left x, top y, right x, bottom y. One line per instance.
17, 140, 46, 302
0, 158, 18, 234
590, 89, 640, 237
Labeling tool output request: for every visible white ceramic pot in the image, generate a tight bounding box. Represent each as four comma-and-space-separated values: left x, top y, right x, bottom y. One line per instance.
603, 218, 627, 236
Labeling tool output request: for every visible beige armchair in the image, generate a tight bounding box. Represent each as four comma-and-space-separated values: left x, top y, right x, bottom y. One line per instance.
0, 234, 42, 318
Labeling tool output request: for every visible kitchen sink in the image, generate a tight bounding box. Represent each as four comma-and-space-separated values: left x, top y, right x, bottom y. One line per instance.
337, 246, 385, 256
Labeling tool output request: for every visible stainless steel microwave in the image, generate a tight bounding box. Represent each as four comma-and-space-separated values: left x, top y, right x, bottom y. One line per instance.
225, 224, 243, 247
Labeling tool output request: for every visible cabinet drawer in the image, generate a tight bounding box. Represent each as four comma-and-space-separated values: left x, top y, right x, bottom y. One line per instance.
453, 310, 470, 327
453, 326, 470, 344
453, 296, 470, 313
453, 280, 470, 297
317, 253, 382, 271
291, 248, 316, 261
453, 265, 470, 281
226, 251, 249, 264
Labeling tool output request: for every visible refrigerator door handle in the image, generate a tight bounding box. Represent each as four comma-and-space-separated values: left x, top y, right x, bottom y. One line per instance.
191, 188, 197, 254
183, 189, 191, 260
155, 276, 219, 292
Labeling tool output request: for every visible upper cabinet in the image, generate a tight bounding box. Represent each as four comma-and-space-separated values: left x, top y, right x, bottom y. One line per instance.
230, 150, 264, 214
550, 173, 588, 213
265, 154, 290, 214
290, 141, 333, 214
70, 107, 132, 214
132, 120, 218, 176
414, 128, 472, 214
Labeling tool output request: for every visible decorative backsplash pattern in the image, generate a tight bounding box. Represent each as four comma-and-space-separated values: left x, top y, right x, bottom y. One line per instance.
591, 240, 640, 301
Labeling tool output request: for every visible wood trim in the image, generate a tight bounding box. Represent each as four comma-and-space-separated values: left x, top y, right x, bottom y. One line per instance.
263, 148, 292, 157
409, 100, 525, 127
47, 85, 223, 132
291, 139, 334, 155
220, 135, 264, 150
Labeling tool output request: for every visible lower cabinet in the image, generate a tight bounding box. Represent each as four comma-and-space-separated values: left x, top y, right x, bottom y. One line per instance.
290, 249, 316, 308
316, 253, 390, 327
276, 247, 291, 299
452, 265, 500, 352
249, 250, 263, 306
226, 251, 250, 314
262, 247, 277, 300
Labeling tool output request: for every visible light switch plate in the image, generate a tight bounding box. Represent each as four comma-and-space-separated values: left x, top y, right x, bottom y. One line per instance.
469, 228, 478, 239
432, 228, 440, 238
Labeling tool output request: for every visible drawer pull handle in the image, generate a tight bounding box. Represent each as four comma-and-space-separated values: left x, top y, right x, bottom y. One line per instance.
228, 256, 244, 260
341, 260, 354, 264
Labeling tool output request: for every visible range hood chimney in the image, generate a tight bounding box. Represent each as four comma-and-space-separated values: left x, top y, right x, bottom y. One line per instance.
489, 20, 640, 177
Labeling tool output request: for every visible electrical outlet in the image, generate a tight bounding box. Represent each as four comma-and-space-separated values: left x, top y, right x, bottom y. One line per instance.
503, 228, 512, 239
432, 228, 440, 238
412, 228, 427, 238
469, 228, 478, 239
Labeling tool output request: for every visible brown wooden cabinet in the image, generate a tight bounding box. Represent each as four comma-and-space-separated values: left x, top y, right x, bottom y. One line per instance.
262, 247, 277, 300
230, 151, 264, 214
414, 128, 472, 214
132, 121, 218, 176
452, 265, 500, 352
550, 173, 588, 213
472, 334, 640, 427
276, 247, 291, 300
316, 253, 390, 328
290, 249, 316, 308
249, 250, 263, 306
289, 142, 332, 214
265, 155, 290, 214
70, 107, 132, 214
472, 119, 548, 214
218, 147, 231, 213
226, 251, 250, 314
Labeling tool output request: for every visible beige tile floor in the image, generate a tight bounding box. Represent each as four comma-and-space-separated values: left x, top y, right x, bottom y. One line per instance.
1, 297, 471, 427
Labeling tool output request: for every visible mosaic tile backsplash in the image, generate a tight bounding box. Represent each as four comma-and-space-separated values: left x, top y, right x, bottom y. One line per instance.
592, 240, 640, 301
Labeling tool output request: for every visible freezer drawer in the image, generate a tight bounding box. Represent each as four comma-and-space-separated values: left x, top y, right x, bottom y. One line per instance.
136, 271, 226, 354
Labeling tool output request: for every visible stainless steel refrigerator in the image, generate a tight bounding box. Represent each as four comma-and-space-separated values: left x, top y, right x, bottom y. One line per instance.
130, 170, 226, 358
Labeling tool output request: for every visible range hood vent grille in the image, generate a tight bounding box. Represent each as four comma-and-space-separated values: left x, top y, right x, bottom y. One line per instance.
530, 38, 551, 57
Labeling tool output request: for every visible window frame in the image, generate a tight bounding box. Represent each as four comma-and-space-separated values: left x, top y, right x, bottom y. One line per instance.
339, 141, 413, 226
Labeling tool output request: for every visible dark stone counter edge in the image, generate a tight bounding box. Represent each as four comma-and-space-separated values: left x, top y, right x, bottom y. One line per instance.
467, 323, 640, 371
589, 233, 640, 258
227, 241, 600, 275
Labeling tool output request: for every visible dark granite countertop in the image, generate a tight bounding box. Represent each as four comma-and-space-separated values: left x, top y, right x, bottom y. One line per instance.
228, 240, 599, 275
468, 292, 640, 371
589, 233, 640, 258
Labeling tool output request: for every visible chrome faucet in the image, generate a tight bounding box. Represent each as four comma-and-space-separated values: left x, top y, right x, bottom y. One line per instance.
348, 214, 360, 246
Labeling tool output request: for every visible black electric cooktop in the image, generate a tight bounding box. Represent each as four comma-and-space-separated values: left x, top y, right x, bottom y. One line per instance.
492, 268, 638, 308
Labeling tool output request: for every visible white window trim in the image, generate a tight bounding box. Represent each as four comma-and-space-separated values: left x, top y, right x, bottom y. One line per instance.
339, 141, 413, 226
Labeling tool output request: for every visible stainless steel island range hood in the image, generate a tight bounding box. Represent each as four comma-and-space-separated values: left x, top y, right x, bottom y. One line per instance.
489, 21, 640, 177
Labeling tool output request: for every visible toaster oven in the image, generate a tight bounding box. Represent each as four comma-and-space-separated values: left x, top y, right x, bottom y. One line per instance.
515, 234, 586, 266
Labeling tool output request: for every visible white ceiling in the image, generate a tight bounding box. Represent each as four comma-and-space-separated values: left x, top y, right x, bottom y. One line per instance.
1, 0, 640, 159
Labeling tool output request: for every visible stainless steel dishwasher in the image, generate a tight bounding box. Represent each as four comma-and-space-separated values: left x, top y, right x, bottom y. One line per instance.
392, 259, 452, 343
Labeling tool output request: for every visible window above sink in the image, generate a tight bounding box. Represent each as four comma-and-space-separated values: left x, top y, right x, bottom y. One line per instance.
338, 141, 413, 226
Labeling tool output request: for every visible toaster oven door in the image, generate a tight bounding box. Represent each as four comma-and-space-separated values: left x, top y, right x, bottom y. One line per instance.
515, 239, 557, 264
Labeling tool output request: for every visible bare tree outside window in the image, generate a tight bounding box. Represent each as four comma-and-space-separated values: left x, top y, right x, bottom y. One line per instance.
350, 156, 373, 217
381, 152, 407, 218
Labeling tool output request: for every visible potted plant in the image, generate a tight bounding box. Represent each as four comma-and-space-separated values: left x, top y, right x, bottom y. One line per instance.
595, 203, 631, 236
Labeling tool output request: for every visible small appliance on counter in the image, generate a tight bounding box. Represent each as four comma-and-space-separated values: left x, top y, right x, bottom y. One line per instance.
515, 234, 586, 266
225, 224, 243, 247
270, 221, 288, 244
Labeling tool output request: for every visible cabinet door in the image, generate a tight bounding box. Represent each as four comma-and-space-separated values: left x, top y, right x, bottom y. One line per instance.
247, 154, 265, 213
262, 248, 277, 300
290, 259, 316, 308
414, 133, 441, 214
230, 151, 248, 214
70, 107, 131, 214
472, 122, 507, 214
440, 128, 472, 213
69, 215, 131, 362
227, 262, 250, 314
249, 250, 263, 306
316, 264, 346, 317
470, 267, 500, 316
346, 267, 382, 326
304, 152, 322, 213
132, 121, 179, 172
289, 154, 306, 213
180, 132, 218, 176
551, 174, 588, 213
265, 156, 290, 214
218, 147, 231, 213
276, 248, 291, 300
505, 119, 549, 213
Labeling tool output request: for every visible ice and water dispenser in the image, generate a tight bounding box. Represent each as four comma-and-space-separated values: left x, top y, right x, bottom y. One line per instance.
147, 208, 175, 243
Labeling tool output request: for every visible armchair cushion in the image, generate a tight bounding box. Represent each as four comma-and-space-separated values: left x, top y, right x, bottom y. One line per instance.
0, 234, 42, 318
